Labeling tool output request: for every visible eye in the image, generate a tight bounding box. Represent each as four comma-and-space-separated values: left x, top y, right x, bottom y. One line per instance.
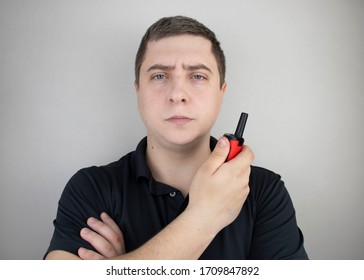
192, 74, 206, 80
152, 74, 166, 80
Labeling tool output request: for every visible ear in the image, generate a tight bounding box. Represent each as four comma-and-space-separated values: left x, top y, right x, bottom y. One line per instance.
221, 82, 227, 96
134, 81, 139, 94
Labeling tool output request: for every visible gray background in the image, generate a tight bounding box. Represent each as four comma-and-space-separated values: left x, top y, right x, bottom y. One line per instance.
1, 0, 363, 260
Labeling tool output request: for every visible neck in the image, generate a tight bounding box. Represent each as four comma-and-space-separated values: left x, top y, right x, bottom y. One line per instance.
146, 135, 211, 196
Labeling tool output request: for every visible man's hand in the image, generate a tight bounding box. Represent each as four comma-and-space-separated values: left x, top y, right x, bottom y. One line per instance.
187, 137, 254, 235
78, 212, 125, 260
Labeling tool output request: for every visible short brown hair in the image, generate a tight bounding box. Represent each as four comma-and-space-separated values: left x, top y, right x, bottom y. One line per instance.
134, 16, 226, 87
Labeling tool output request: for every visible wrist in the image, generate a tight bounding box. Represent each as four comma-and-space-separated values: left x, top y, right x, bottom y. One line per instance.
182, 205, 221, 240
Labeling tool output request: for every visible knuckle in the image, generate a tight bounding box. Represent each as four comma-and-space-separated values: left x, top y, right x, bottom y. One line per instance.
249, 150, 255, 162
109, 231, 122, 244
84, 250, 95, 259
236, 162, 251, 178
102, 242, 114, 253
241, 145, 253, 158
244, 185, 250, 196
245, 146, 254, 162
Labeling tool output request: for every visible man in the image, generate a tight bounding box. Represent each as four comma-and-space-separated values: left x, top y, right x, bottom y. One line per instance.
45, 16, 308, 259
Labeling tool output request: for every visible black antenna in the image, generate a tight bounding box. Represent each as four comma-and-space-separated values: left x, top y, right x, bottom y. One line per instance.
234, 112, 248, 138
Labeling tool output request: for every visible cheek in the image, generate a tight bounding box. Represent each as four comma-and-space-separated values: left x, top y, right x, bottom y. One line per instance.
137, 92, 161, 124
204, 93, 224, 125
199, 91, 223, 111
136, 93, 150, 121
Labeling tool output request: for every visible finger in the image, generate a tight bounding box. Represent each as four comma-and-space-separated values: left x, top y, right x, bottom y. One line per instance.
80, 227, 117, 258
201, 137, 230, 174
225, 145, 254, 185
100, 212, 123, 237
100, 212, 125, 254
87, 216, 124, 255
78, 247, 104, 260
228, 144, 254, 169
239, 144, 254, 162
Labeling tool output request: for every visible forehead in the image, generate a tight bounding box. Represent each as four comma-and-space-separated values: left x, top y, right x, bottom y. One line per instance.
141, 35, 217, 69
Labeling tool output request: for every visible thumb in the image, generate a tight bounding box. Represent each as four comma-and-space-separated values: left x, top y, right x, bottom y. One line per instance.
202, 137, 230, 174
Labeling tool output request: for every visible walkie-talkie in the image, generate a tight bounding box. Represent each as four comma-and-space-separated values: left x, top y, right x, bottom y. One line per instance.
224, 112, 248, 162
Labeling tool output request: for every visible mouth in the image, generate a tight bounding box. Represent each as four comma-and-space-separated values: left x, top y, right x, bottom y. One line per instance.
166, 115, 193, 125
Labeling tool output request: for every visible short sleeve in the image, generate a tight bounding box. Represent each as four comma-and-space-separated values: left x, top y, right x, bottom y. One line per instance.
44, 168, 113, 258
249, 167, 308, 259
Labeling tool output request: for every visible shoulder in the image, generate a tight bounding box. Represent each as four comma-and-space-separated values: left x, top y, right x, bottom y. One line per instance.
61, 152, 134, 202
250, 165, 281, 180
249, 165, 283, 193
248, 165, 291, 210
247, 166, 308, 259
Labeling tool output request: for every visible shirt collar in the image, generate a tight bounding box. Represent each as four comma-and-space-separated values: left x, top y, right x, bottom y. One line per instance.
132, 137, 152, 181
131, 136, 218, 192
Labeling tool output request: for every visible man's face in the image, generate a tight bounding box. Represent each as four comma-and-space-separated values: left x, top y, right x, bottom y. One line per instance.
135, 35, 226, 147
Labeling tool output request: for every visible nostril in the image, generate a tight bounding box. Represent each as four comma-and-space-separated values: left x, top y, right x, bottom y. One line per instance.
169, 97, 187, 103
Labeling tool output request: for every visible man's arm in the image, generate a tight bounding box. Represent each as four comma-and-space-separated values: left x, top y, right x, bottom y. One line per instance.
45, 208, 215, 260
46, 250, 81, 260
46, 137, 253, 260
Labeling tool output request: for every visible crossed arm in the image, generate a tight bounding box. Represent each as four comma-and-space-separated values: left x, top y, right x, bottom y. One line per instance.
47, 208, 220, 260
46, 137, 254, 260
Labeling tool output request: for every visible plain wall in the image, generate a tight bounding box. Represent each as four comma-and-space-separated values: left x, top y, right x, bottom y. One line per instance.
0, 0, 363, 259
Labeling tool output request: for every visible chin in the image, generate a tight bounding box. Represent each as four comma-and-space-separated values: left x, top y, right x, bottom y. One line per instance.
162, 131, 208, 147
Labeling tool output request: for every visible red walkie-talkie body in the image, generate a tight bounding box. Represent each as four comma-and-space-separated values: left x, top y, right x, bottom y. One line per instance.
224, 112, 248, 162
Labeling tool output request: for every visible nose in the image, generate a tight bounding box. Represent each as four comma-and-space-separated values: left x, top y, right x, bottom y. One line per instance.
168, 80, 189, 104
169, 95, 187, 103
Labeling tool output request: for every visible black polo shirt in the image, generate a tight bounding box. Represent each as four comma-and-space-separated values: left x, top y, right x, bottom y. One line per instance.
46, 137, 308, 259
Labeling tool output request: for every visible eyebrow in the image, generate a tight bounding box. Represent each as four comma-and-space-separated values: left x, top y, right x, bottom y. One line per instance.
147, 63, 212, 73
147, 64, 174, 72
185, 64, 212, 73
